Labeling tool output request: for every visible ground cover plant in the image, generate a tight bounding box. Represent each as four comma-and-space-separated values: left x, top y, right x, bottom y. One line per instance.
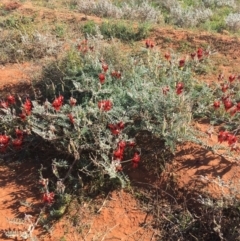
1, 0, 240, 240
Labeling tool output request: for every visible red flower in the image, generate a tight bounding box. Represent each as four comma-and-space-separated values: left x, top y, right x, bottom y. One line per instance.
12, 139, 23, 149
23, 98, 33, 115
176, 88, 183, 95
164, 53, 171, 61
176, 82, 184, 95
0, 134, 10, 146
69, 97, 77, 106
227, 134, 237, 146
117, 121, 125, 130
111, 128, 121, 135
132, 152, 140, 168
213, 100, 220, 109
19, 112, 26, 121
145, 39, 154, 48
98, 73, 105, 84
98, 100, 112, 111
7, 95, 15, 105
113, 148, 124, 160
118, 141, 126, 150
111, 71, 121, 79
52, 96, 63, 111
197, 48, 203, 59
176, 82, 184, 90
229, 74, 236, 83
102, 63, 108, 72
67, 113, 74, 124
128, 141, 136, 148
15, 128, 24, 139
221, 84, 229, 93
108, 122, 124, 135
58, 95, 64, 103
162, 86, 170, 95
43, 192, 55, 204
223, 99, 233, 111
179, 59, 185, 68
0, 134, 10, 152
218, 131, 229, 143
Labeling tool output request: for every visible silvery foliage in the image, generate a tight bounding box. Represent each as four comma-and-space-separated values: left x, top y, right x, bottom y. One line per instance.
77, 0, 162, 23
198, 175, 240, 207
169, 3, 213, 27
121, 1, 161, 23
20, 31, 63, 56
225, 12, 240, 31
202, 0, 236, 8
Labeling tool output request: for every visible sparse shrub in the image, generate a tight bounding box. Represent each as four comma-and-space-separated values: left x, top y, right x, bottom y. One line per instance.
0, 30, 63, 63
203, 0, 236, 8
169, 4, 213, 27
77, 0, 162, 23
225, 12, 240, 31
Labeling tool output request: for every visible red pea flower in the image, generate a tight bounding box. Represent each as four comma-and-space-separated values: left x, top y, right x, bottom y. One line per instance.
102, 63, 108, 73
179, 59, 185, 68
218, 131, 229, 143
98, 73, 105, 84
108, 124, 120, 135
197, 48, 203, 59
118, 141, 126, 150
227, 134, 237, 146
113, 147, 124, 160
23, 98, 33, 115
176, 82, 184, 95
162, 86, 170, 95
229, 74, 236, 83
67, 113, 74, 124
98, 100, 112, 112
0, 134, 10, 152
128, 141, 136, 148
117, 121, 125, 130
52, 96, 64, 111
12, 139, 23, 149
19, 112, 26, 121
213, 100, 220, 109
0, 134, 10, 146
15, 128, 24, 139
145, 39, 154, 48
132, 152, 140, 168
69, 97, 77, 107
164, 53, 171, 61
43, 192, 55, 204
7, 95, 15, 105
221, 84, 229, 93
111, 71, 121, 79
223, 99, 233, 111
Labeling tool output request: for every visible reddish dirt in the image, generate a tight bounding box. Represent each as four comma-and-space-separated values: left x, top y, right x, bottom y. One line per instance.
0, 163, 155, 241
0, 62, 42, 89
41, 191, 155, 241
1, 1, 240, 240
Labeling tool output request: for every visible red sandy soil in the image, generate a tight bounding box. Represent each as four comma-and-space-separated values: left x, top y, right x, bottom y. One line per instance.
1, 1, 240, 241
